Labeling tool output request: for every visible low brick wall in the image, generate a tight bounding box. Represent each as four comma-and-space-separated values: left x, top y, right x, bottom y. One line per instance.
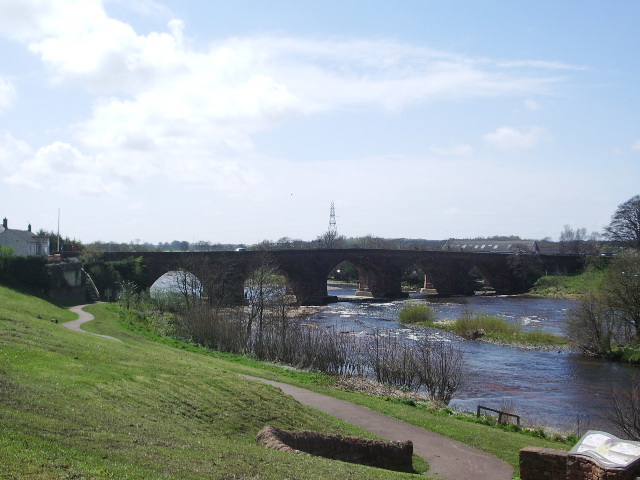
520, 446, 640, 480
256, 426, 414, 472
520, 447, 569, 480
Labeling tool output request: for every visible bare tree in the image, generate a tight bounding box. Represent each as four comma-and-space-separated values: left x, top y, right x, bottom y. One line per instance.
245, 252, 291, 356
363, 332, 421, 391
315, 231, 346, 248
600, 251, 640, 339
361, 331, 465, 404
414, 338, 465, 405
604, 195, 640, 249
567, 252, 640, 354
559, 225, 600, 255
602, 374, 640, 440
567, 291, 619, 356
172, 269, 204, 309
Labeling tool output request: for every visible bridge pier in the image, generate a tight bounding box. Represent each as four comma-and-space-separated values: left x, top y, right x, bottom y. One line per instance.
365, 270, 409, 299
422, 259, 476, 296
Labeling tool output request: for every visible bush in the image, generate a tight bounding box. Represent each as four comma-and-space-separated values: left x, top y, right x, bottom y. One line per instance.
84, 256, 147, 298
398, 304, 436, 324
0, 255, 49, 292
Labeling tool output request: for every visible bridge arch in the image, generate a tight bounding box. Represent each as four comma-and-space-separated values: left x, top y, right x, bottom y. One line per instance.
150, 270, 205, 308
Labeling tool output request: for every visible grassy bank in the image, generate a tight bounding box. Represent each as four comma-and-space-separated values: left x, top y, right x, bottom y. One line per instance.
1, 286, 573, 479
530, 264, 606, 297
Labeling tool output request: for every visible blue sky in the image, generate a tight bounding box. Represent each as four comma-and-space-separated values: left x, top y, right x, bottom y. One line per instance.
0, 1, 638, 244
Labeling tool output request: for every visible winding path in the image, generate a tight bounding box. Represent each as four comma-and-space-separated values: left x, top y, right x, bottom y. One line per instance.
63, 304, 512, 479
63, 304, 122, 342
241, 375, 513, 480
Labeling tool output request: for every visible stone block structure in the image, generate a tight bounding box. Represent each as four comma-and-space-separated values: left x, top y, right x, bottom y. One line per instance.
256, 426, 414, 472
520, 446, 640, 480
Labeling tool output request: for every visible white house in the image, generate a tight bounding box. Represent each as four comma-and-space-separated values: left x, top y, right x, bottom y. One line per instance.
0, 217, 50, 256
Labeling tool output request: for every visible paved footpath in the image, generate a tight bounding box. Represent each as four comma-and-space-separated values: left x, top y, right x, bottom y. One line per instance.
241, 374, 513, 480
63, 304, 123, 343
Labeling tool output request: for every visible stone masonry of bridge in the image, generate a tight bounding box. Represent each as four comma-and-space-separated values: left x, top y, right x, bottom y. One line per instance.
102, 249, 583, 305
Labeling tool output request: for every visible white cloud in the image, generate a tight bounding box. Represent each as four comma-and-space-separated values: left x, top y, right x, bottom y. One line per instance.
5, 141, 124, 196
484, 126, 551, 152
429, 144, 473, 157
497, 59, 587, 71
632, 140, 640, 151
0, 77, 16, 111
524, 99, 541, 111
0, 0, 105, 42
0, 131, 31, 168
0, 0, 575, 200
443, 206, 461, 215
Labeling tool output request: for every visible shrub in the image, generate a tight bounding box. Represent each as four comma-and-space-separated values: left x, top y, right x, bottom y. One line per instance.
0, 255, 49, 292
398, 304, 436, 324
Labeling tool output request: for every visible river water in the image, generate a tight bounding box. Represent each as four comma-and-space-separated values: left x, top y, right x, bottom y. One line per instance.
307, 287, 639, 434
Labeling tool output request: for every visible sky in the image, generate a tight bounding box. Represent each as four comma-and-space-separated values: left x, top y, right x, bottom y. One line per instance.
0, 0, 638, 245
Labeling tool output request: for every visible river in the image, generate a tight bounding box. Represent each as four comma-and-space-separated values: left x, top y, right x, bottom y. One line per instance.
307, 286, 639, 434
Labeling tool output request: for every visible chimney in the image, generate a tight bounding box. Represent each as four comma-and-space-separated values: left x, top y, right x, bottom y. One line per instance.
2, 218, 6, 229
28, 223, 31, 232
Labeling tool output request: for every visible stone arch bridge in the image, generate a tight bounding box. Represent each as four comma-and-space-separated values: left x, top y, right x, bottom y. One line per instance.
102, 249, 582, 305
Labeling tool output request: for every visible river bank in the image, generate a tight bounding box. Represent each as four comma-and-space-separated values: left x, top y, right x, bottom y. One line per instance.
304, 291, 631, 433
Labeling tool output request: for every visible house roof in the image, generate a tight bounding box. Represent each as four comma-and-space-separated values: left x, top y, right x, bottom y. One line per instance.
442, 239, 539, 253
0, 226, 48, 243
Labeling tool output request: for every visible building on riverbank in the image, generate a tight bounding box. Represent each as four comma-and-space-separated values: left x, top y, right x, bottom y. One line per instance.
442, 239, 540, 254
0, 218, 50, 256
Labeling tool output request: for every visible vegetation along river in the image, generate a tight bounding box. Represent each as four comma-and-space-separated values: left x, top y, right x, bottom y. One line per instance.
308, 288, 638, 434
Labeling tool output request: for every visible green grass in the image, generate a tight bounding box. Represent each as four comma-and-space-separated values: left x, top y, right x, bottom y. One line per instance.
406, 308, 567, 347
437, 313, 567, 346
1, 286, 575, 479
0, 286, 427, 479
530, 266, 606, 297
609, 343, 640, 363
398, 304, 436, 324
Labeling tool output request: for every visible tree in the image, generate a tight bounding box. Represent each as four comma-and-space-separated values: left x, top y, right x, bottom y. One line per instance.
507, 253, 543, 292
600, 251, 640, 338
567, 292, 618, 357
172, 269, 204, 309
245, 253, 291, 356
315, 231, 345, 248
559, 225, 600, 255
36, 228, 84, 253
567, 251, 640, 354
602, 374, 640, 440
604, 195, 640, 249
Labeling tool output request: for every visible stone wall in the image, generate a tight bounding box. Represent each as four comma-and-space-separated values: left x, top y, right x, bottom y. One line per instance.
256, 426, 414, 473
520, 446, 640, 480
520, 447, 569, 480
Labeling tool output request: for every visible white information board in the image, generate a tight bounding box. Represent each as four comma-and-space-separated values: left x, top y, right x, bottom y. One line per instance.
570, 431, 640, 468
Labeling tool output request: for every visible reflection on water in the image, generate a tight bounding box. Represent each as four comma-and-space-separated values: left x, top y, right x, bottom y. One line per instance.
310, 288, 640, 433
